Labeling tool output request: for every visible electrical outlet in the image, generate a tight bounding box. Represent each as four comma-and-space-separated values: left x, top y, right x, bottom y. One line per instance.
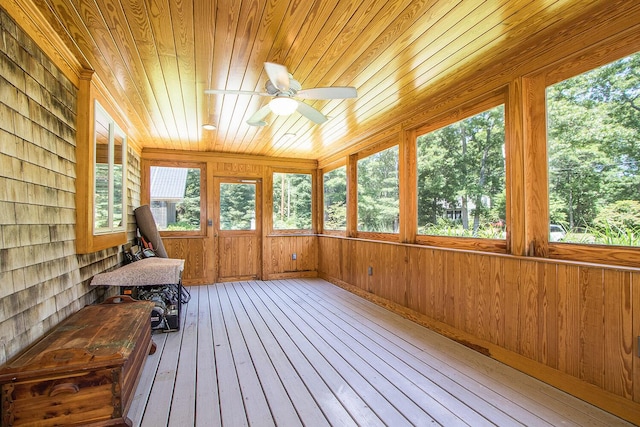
368, 266, 373, 276
292, 253, 297, 260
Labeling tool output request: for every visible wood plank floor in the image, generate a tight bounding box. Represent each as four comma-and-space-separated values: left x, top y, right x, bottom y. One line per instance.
127, 278, 632, 426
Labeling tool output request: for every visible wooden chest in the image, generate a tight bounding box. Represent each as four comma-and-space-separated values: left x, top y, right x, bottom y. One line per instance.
0, 296, 155, 427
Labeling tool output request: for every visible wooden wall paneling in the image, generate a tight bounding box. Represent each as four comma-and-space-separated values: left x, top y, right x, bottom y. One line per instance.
345, 238, 359, 290
317, 237, 329, 276
296, 235, 318, 272
603, 269, 633, 399
162, 238, 209, 285
579, 267, 605, 389
265, 236, 317, 275
519, 260, 539, 361
269, 237, 287, 274
365, 241, 379, 295
633, 271, 640, 404
406, 246, 429, 316
433, 249, 445, 323
456, 251, 469, 333
540, 262, 558, 369
339, 238, 352, 284
442, 250, 459, 329
346, 238, 359, 288
318, 237, 341, 280
378, 244, 407, 307
489, 256, 505, 347
370, 240, 383, 294
473, 254, 491, 342
461, 252, 476, 336
557, 264, 581, 378
503, 257, 520, 353
363, 241, 376, 293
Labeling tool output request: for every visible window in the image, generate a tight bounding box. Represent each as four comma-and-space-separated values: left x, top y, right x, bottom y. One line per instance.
416, 105, 506, 239
219, 182, 256, 230
93, 101, 126, 234
323, 166, 347, 231
273, 172, 312, 230
357, 146, 399, 233
547, 51, 640, 247
149, 166, 202, 231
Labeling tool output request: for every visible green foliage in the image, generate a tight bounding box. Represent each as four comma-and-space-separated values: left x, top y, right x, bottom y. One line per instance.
170, 168, 201, 230
273, 173, 312, 229
220, 183, 255, 230
547, 51, 640, 246
594, 200, 640, 230
357, 146, 399, 233
589, 221, 640, 246
166, 221, 199, 231
94, 163, 124, 229
323, 166, 347, 230
416, 105, 506, 238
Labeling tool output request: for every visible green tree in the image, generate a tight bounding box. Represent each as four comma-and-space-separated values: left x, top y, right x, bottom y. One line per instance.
547, 51, 639, 245
273, 173, 312, 229
174, 168, 201, 228
220, 183, 255, 230
357, 146, 399, 233
323, 167, 347, 230
417, 106, 505, 237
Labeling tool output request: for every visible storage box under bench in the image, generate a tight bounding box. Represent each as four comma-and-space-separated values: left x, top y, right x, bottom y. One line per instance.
0, 296, 155, 427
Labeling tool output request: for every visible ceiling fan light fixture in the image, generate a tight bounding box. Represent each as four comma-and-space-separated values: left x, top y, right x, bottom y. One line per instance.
269, 97, 298, 115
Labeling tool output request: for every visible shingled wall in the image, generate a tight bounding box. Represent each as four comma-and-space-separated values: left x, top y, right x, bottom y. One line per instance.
0, 8, 140, 365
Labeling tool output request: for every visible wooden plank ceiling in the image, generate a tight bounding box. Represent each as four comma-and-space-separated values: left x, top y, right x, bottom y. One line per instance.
29, 0, 607, 159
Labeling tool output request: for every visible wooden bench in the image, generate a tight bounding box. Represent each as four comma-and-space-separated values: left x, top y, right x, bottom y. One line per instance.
0, 296, 155, 427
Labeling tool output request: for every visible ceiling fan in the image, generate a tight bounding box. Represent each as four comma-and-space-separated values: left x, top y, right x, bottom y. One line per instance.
205, 62, 357, 126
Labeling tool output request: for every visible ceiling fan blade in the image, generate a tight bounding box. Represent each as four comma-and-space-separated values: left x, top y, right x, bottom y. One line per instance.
296, 101, 328, 124
264, 62, 290, 91
205, 89, 268, 96
246, 104, 272, 126
296, 86, 357, 100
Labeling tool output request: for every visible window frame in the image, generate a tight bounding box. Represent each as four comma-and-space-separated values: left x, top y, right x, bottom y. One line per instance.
93, 101, 127, 235
142, 160, 207, 237
76, 73, 129, 254
529, 42, 640, 267
412, 92, 509, 254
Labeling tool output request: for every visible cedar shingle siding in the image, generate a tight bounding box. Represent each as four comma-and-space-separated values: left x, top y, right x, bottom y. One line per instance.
0, 8, 139, 365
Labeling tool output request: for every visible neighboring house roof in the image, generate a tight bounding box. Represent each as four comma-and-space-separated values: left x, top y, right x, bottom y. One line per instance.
150, 167, 188, 202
